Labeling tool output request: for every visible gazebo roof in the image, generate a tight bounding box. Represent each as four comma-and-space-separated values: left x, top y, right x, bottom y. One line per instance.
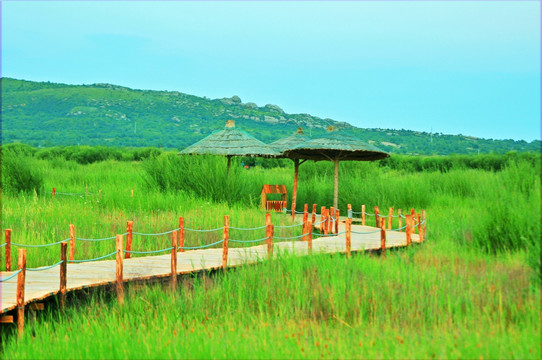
179, 120, 279, 157
269, 127, 311, 154
283, 126, 389, 161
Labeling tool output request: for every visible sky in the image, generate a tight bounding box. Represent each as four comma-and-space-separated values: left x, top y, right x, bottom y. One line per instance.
1, 1, 540, 141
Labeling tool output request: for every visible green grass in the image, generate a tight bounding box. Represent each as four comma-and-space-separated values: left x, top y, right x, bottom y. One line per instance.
1, 153, 540, 358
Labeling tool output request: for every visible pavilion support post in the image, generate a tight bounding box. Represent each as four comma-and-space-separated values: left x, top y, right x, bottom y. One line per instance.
116, 235, 124, 305
375, 207, 380, 228
346, 218, 352, 258
5, 229, 11, 272
292, 159, 300, 220
222, 216, 229, 269
398, 209, 403, 231
125, 221, 133, 259
333, 159, 339, 209
16, 249, 26, 338
380, 218, 386, 257
60, 242, 67, 309
311, 204, 317, 225
361, 205, 366, 226
69, 224, 75, 261
388, 207, 393, 230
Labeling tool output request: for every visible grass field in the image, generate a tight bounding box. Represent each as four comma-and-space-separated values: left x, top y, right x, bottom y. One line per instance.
1, 151, 540, 358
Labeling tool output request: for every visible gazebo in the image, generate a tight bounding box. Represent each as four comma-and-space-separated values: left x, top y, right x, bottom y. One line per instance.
283, 126, 389, 209
179, 120, 280, 173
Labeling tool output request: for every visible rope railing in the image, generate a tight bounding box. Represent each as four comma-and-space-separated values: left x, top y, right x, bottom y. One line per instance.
184, 226, 224, 233
274, 222, 304, 229
229, 225, 267, 231
27, 260, 64, 272
68, 250, 119, 264
125, 247, 174, 255
11, 238, 70, 248
274, 233, 309, 240
179, 239, 225, 250
0, 269, 23, 282
133, 228, 180, 236
229, 237, 269, 244
75, 235, 121, 242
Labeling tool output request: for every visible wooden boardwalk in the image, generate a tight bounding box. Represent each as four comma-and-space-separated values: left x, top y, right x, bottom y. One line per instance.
1, 222, 420, 315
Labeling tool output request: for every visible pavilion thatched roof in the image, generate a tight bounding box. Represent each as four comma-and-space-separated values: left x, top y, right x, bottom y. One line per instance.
269, 127, 311, 154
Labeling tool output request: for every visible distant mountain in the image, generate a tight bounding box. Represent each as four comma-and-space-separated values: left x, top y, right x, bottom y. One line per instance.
1, 78, 539, 155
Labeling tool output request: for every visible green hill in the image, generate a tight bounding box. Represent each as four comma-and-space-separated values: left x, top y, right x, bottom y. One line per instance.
1, 78, 539, 155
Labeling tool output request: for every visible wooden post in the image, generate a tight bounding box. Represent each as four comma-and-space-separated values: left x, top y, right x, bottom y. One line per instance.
398, 209, 402, 231
222, 215, 229, 269
380, 218, 386, 257
388, 207, 393, 230
307, 221, 313, 254
335, 209, 340, 235
375, 206, 380, 228
69, 224, 75, 261
302, 204, 309, 241
266, 213, 273, 259
411, 208, 416, 232
171, 231, 178, 290
131, 189, 134, 197
52, 187, 56, 198
322, 209, 329, 235
347, 204, 352, 219
311, 204, 317, 224
422, 210, 427, 241
179, 217, 185, 252
417, 213, 423, 242
116, 235, 124, 305
406, 215, 411, 246
346, 218, 351, 258
361, 205, 366, 226
320, 206, 325, 232
5, 229, 11, 272
98, 189, 102, 198
125, 221, 133, 259
60, 242, 67, 309
329, 207, 335, 234
16, 249, 26, 338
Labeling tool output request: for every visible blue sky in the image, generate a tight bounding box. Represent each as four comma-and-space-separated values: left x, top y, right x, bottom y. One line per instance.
2, 1, 540, 141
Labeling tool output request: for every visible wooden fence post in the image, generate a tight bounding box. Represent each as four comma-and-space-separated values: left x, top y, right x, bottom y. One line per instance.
388, 207, 393, 230
406, 215, 411, 246
131, 189, 134, 197
322, 209, 329, 235
16, 249, 26, 338
422, 210, 427, 242
266, 213, 273, 259
302, 204, 309, 241
178, 217, 185, 252
52, 187, 56, 198
311, 204, 317, 225
307, 221, 313, 254
375, 206, 380, 228
335, 209, 340, 235
5, 229, 11, 272
320, 206, 326, 232
98, 189, 102, 198
171, 231, 178, 290
60, 242, 67, 309
361, 205, 366, 226
69, 224, 75, 261
417, 213, 423, 242
398, 209, 402, 231
347, 204, 352, 219
116, 235, 124, 305
411, 208, 416, 232
125, 221, 133, 259
346, 218, 351, 258
329, 207, 335, 234
380, 218, 386, 257
222, 215, 229, 269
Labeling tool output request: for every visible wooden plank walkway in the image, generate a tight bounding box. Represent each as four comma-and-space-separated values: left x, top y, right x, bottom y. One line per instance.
0, 222, 420, 315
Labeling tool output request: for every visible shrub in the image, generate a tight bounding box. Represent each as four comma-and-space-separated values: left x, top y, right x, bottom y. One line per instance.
1, 151, 44, 195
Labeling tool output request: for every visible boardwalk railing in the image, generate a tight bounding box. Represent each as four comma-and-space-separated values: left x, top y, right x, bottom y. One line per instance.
1, 203, 426, 337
